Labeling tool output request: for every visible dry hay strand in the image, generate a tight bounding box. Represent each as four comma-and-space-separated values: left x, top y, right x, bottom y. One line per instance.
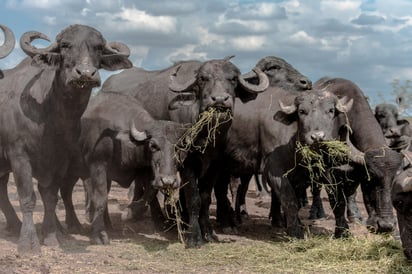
163, 187, 186, 244
285, 140, 352, 194
174, 108, 232, 162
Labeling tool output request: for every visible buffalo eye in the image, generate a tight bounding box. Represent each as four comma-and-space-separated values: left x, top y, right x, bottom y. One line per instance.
267, 65, 281, 71
229, 76, 238, 85
199, 75, 209, 83
60, 42, 71, 50
298, 109, 307, 115
392, 199, 403, 210
328, 108, 335, 114
149, 141, 160, 152
94, 45, 104, 52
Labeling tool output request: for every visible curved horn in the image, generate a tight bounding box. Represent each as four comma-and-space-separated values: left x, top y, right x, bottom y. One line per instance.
279, 100, 296, 115
238, 67, 269, 93
241, 70, 258, 80
20, 31, 58, 58
0, 24, 15, 58
104, 41, 130, 57
168, 65, 197, 93
130, 123, 148, 141
399, 177, 412, 193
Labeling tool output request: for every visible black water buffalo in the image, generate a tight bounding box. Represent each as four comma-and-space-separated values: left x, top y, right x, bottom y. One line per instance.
374, 103, 412, 151
0, 24, 15, 78
314, 78, 403, 234
97, 56, 269, 247
58, 91, 189, 244
0, 24, 132, 253
263, 89, 362, 238
211, 56, 312, 231
392, 149, 412, 261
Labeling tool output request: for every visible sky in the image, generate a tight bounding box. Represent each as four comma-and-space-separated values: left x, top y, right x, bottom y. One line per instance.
1, 0, 412, 107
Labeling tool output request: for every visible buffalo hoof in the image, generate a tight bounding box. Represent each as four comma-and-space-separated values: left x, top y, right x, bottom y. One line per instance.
203, 230, 219, 243
91, 231, 110, 245
404, 248, 412, 262
286, 226, 304, 239
221, 226, 239, 235
184, 222, 203, 248
334, 227, 351, 238
271, 218, 285, 228
17, 230, 41, 255
43, 232, 59, 246
309, 207, 326, 220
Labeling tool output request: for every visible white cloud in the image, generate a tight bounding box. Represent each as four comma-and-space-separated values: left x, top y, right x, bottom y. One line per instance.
230, 36, 266, 51
320, 0, 362, 21
43, 16, 57, 25
96, 7, 177, 34
289, 31, 317, 44
166, 44, 208, 62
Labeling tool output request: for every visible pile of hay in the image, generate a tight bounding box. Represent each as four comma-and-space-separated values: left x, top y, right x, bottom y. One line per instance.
174, 108, 232, 161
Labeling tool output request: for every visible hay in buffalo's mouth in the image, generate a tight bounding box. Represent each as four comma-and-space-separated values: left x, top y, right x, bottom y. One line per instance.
174, 107, 232, 160
284, 140, 351, 194
70, 78, 100, 89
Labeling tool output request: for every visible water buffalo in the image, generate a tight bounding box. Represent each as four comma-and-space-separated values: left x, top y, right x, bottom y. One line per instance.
211, 56, 312, 231
99, 56, 269, 247
0, 24, 132, 254
263, 89, 359, 238
0, 24, 15, 78
392, 149, 412, 261
58, 91, 189, 244
314, 78, 403, 234
374, 103, 412, 151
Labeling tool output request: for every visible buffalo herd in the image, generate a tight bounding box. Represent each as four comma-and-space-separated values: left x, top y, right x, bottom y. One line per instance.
1, 24, 412, 261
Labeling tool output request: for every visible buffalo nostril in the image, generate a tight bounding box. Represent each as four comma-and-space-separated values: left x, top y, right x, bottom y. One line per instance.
212, 95, 229, 103
311, 132, 325, 141
75, 68, 82, 76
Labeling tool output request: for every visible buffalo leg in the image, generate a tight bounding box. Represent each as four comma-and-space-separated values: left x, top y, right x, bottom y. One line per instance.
235, 174, 253, 223
89, 162, 110, 245
60, 175, 84, 234
181, 171, 202, 247
309, 184, 326, 219
0, 173, 22, 234
281, 178, 304, 238
326, 186, 350, 238
37, 181, 60, 246
346, 191, 362, 223
9, 150, 41, 254
214, 170, 237, 234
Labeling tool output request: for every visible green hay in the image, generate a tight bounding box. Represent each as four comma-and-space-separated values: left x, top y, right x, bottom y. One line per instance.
174, 108, 232, 162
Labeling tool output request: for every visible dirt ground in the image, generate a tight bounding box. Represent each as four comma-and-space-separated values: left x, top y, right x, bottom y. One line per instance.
0, 177, 386, 273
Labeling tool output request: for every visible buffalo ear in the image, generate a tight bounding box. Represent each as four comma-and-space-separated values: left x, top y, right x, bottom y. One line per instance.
100, 55, 133, 71
273, 111, 297, 125
235, 86, 258, 103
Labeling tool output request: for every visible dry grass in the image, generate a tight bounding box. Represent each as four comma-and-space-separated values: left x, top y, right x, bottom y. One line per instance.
174, 108, 232, 161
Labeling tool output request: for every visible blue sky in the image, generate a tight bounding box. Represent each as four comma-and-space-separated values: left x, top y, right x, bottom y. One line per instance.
1, 0, 412, 106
